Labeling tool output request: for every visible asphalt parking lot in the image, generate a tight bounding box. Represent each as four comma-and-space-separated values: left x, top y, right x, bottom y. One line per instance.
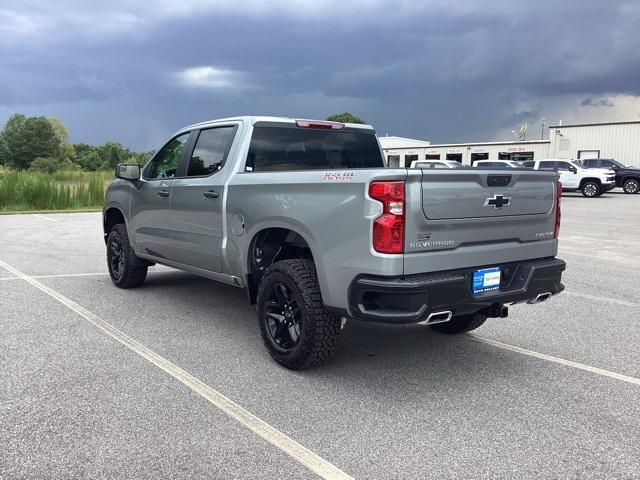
1, 191, 639, 479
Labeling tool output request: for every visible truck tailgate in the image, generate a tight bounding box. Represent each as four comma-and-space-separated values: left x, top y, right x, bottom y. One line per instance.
403, 168, 559, 275
422, 170, 554, 219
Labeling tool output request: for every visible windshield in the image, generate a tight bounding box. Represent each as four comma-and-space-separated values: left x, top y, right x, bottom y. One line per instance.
246, 125, 385, 171
446, 161, 463, 168
573, 160, 584, 168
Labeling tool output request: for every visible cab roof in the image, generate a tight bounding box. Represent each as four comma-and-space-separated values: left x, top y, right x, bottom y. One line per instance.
180, 116, 375, 132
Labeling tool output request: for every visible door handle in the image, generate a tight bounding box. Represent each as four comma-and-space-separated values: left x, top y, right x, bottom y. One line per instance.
157, 190, 170, 197
203, 190, 220, 199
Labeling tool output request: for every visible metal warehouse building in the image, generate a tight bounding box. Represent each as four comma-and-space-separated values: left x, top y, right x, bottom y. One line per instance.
379, 120, 640, 167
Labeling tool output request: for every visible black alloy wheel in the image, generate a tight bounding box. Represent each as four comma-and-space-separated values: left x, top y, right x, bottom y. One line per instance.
106, 223, 148, 288
263, 282, 302, 351
581, 181, 600, 198
108, 235, 125, 282
257, 259, 341, 369
623, 178, 639, 194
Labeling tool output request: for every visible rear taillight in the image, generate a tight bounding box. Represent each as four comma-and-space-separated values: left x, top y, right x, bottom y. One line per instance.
554, 180, 562, 238
369, 181, 405, 254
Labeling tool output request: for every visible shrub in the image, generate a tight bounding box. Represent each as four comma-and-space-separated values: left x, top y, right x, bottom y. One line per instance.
29, 157, 61, 174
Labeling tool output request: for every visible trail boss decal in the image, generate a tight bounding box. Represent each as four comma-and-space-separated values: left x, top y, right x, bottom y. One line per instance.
323, 172, 354, 182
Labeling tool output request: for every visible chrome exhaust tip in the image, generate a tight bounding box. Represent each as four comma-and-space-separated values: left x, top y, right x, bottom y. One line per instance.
527, 292, 552, 304
425, 310, 453, 325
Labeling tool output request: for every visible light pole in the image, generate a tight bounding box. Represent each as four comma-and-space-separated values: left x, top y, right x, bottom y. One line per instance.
540, 117, 546, 140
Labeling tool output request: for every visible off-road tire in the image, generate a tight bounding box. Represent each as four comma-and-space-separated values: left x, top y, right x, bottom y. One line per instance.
107, 223, 147, 288
580, 181, 600, 198
257, 259, 341, 369
623, 178, 639, 194
429, 313, 487, 334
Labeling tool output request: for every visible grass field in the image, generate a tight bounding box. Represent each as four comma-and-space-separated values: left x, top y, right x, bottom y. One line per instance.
0, 169, 113, 212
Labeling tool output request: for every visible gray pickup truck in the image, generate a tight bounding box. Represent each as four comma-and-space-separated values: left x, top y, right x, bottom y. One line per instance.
103, 116, 565, 369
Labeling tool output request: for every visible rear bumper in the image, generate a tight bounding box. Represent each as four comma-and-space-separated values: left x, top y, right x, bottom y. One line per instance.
348, 257, 565, 324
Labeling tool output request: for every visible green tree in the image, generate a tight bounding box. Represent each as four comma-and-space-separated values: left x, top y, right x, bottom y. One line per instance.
29, 157, 62, 174
98, 141, 130, 169
0, 132, 8, 165
0, 114, 59, 169
48, 117, 76, 166
325, 112, 366, 124
76, 150, 103, 171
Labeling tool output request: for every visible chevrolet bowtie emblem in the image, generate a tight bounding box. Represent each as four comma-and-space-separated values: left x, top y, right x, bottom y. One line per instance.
484, 194, 511, 209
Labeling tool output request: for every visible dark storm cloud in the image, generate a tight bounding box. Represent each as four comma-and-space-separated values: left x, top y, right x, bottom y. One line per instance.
581, 98, 615, 108
1, 0, 638, 148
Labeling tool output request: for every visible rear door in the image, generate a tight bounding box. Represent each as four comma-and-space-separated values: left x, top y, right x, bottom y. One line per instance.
167, 124, 238, 272
130, 132, 191, 258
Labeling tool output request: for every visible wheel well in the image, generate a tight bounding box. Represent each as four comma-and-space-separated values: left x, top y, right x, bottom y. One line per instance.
622, 175, 640, 183
246, 228, 314, 304
103, 208, 125, 243
579, 178, 601, 189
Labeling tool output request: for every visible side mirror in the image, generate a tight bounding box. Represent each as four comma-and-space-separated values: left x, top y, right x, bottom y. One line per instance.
569, 167, 577, 174
116, 163, 141, 181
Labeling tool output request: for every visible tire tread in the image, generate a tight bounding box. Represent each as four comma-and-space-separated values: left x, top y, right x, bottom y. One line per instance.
107, 223, 147, 289
257, 259, 340, 369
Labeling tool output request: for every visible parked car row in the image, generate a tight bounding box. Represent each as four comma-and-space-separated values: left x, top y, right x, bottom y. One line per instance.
408, 157, 639, 197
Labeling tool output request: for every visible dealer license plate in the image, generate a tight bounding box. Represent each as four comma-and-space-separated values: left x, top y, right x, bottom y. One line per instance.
473, 267, 501, 294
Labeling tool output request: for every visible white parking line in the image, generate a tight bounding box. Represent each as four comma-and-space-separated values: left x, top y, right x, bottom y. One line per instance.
0, 272, 108, 281
0, 258, 353, 480
471, 336, 640, 387
32, 214, 57, 222
0, 268, 176, 282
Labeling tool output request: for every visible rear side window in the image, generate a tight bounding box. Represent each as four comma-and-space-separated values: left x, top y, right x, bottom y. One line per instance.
186, 127, 236, 177
539, 161, 556, 170
246, 126, 384, 171
583, 159, 598, 168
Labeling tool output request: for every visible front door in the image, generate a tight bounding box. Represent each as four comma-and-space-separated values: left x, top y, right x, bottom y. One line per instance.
129, 132, 190, 260
168, 125, 238, 272
557, 161, 580, 188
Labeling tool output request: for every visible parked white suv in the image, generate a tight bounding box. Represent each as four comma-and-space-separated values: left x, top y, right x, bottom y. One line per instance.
410, 160, 462, 169
524, 159, 616, 197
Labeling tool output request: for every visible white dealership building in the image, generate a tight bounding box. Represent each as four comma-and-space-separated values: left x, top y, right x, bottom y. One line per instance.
379, 120, 640, 167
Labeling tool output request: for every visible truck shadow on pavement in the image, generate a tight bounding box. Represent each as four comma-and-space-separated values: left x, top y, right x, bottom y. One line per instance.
131, 269, 523, 392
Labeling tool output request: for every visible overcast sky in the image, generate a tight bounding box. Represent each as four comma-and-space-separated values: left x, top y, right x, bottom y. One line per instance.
1, 0, 639, 150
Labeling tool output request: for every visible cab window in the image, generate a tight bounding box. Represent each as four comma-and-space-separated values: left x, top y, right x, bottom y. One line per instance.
146, 133, 189, 179
246, 126, 384, 171
186, 127, 236, 177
